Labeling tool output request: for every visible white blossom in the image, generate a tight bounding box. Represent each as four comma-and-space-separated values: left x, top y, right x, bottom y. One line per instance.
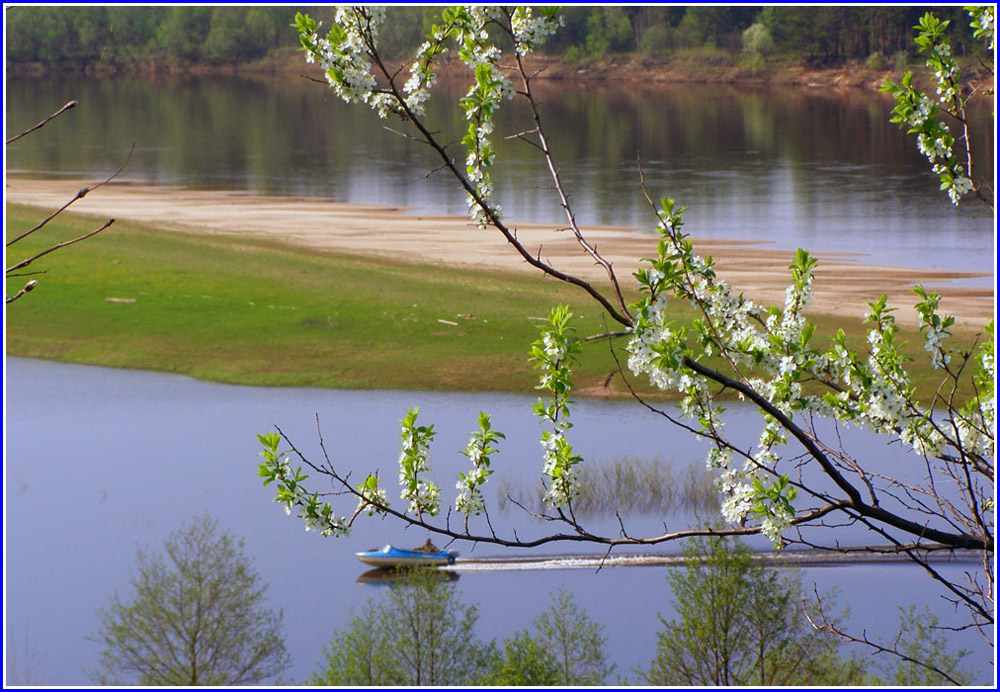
511, 6, 564, 53
761, 509, 792, 545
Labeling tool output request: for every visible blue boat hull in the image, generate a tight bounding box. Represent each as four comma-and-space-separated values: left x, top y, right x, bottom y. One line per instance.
356, 544, 458, 568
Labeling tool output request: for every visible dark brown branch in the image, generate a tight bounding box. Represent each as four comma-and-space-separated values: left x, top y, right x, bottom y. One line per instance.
6, 142, 134, 248
6, 218, 115, 275
342, 10, 633, 328
683, 356, 990, 552
804, 586, 968, 685
6, 100, 77, 145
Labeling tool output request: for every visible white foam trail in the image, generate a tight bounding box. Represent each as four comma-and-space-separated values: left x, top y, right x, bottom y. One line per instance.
443, 549, 980, 572
447, 555, 658, 572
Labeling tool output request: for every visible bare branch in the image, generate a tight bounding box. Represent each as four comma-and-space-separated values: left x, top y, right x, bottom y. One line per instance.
804, 586, 967, 685
511, 48, 633, 323
583, 330, 630, 342
6, 218, 115, 275
6, 99, 77, 145
5, 279, 38, 305
7, 142, 134, 248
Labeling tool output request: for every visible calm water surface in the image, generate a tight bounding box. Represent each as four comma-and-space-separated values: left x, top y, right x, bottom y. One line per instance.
4, 358, 991, 684
5, 73, 995, 277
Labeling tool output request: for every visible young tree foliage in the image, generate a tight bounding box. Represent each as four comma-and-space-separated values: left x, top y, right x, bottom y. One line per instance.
91, 514, 291, 685
308, 569, 490, 686
477, 630, 562, 686
309, 572, 608, 685
643, 535, 867, 686
532, 588, 614, 685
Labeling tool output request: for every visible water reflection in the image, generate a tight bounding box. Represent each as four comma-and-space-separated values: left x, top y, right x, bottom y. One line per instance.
5, 74, 993, 274
357, 568, 460, 586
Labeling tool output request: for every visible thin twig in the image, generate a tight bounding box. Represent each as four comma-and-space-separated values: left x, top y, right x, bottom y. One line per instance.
804, 586, 967, 685
6, 218, 115, 274
6, 100, 77, 145
6, 142, 135, 248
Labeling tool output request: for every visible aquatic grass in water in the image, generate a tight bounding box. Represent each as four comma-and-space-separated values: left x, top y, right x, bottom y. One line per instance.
496, 455, 716, 518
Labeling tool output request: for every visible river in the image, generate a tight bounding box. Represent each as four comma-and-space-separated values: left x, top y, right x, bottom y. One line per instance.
4, 73, 995, 277
3, 358, 992, 684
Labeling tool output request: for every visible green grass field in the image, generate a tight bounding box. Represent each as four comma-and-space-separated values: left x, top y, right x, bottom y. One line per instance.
5, 203, 984, 401
5, 204, 639, 393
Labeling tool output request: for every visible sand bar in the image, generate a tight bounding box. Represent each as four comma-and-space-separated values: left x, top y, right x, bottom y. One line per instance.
6, 178, 994, 327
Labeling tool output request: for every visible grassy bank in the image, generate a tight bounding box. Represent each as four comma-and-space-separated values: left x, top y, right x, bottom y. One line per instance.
5, 204, 634, 393
5, 203, 982, 400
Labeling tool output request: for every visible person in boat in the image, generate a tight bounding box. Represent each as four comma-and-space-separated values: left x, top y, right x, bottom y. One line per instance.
414, 538, 439, 553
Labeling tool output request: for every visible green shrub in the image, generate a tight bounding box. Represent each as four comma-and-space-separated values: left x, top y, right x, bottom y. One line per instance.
892, 49, 910, 72
742, 22, 775, 55
865, 51, 888, 70
639, 24, 673, 57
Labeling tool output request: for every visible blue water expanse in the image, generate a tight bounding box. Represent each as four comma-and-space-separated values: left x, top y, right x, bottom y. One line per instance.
4, 358, 992, 684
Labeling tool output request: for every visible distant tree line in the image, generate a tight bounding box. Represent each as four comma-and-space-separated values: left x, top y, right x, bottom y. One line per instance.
5, 5, 985, 69
5, 5, 303, 66
549, 5, 983, 63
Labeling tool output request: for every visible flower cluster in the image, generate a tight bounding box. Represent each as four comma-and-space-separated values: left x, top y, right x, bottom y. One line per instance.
403, 41, 442, 117
398, 408, 441, 517
913, 285, 954, 370
257, 433, 350, 537
296, 9, 402, 120
510, 6, 564, 54
355, 473, 389, 517
969, 5, 995, 51
818, 295, 954, 460
952, 320, 996, 462
451, 8, 512, 227
456, 411, 504, 518
859, 301, 911, 428
531, 305, 584, 507
627, 201, 832, 535
881, 12, 974, 205
403, 9, 473, 118
539, 431, 584, 507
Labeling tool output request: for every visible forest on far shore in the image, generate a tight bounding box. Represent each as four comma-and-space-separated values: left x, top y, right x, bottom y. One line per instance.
5, 5, 989, 71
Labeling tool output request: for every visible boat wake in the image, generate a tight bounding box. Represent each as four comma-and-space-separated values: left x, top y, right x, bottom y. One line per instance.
443, 548, 981, 572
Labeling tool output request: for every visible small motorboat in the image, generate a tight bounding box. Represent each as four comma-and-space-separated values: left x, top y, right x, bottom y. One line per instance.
355, 542, 458, 569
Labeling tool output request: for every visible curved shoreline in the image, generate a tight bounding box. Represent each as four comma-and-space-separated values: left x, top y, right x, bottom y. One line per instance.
5, 177, 994, 327
10, 51, 990, 97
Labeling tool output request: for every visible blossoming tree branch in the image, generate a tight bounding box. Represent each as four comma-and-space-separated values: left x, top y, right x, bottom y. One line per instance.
257, 6, 994, 642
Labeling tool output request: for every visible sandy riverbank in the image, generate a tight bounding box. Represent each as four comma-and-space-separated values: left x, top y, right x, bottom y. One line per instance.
27, 50, 985, 96
6, 178, 994, 327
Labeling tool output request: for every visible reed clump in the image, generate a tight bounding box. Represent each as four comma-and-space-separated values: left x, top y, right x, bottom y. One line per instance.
497, 456, 716, 518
